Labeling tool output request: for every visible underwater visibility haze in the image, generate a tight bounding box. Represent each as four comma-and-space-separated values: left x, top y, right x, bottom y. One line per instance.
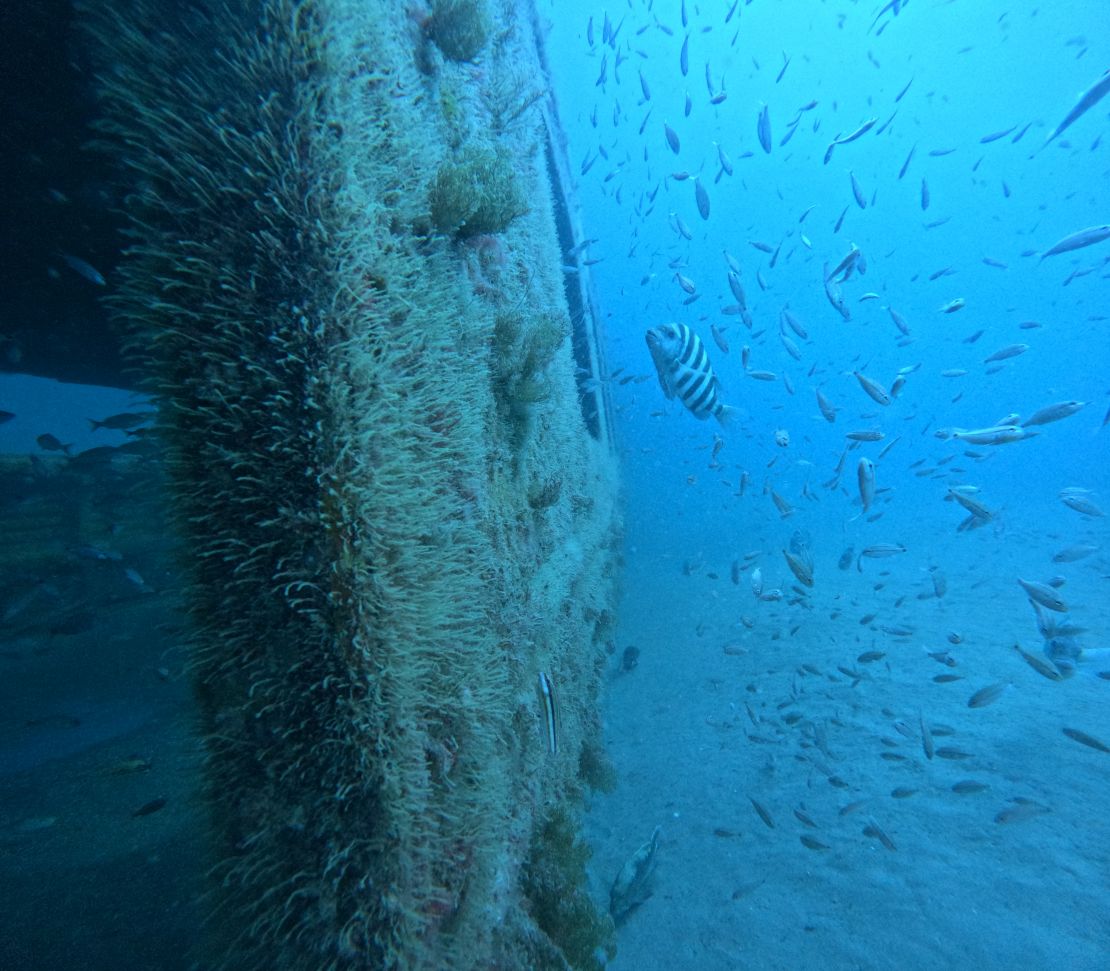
546, 2, 1110, 969
1, 0, 1108, 969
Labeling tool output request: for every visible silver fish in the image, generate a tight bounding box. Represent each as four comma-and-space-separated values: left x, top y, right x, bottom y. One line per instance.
1017, 577, 1067, 613
727, 271, 747, 308
1042, 68, 1110, 149
782, 548, 814, 588
967, 682, 1009, 709
694, 178, 710, 220
816, 389, 838, 423
780, 333, 802, 361
826, 245, 860, 282
824, 273, 850, 321
757, 104, 772, 154
853, 371, 891, 406
824, 118, 878, 163
664, 122, 681, 154
1061, 727, 1110, 755
1058, 490, 1104, 517
60, 252, 106, 286
1013, 642, 1064, 682
1040, 225, 1110, 261
710, 323, 729, 354
920, 711, 934, 761
947, 488, 993, 522
856, 544, 906, 572
1022, 400, 1085, 427
716, 142, 734, 176
951, 425, 1034, 446
781, 309, 808, 339
1051, 543, 1099, 563
857, 458, 875, 512
850, 171, 867, 209
898, 143, 915, 179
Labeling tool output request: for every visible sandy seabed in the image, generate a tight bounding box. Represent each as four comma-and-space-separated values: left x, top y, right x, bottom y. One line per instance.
587, 496, 1109, 971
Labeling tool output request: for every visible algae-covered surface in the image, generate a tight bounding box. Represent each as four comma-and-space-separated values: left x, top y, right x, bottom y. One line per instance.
3, 0, 619, 968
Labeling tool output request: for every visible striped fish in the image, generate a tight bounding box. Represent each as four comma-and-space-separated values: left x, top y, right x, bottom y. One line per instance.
537, 672, 558, 755
645, 323, 737, 426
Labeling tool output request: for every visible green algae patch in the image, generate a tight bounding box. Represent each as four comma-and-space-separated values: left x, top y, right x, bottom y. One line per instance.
430, 144, 528, 237
524, 808, 617, 971
426, 0, 492, 62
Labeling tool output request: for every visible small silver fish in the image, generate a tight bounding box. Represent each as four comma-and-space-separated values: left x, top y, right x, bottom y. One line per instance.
757, 104, 772, 154
1051, 544, 1099, 563
664, 122, 681, 154
1061, 727, 1110, 755
826, 118, 878, 163
674, 271, 696, 294
983, 343, 1029, 364
850, 171, 867, 209
1059, 490, 1104, 517
967, 682, 1010, 709
727, 271, 747, 308
857, 457, 875, 512
782, 548, 813, 587
1040, 225, 1110, 261
1021, 401, 1085, 427
1017, 577, 1067, 612
947, 488, 993, 522
710, 323, 729, 354
856, 544, 906, 572
816, 389, 838, 423
1042, 69, 1110, 149
853, 371, 891, 406
824, 275, 850, 321
1013, 642, 1063, 682
951, 425, 1034, 446
694, 178, 710, 220
60, 252, 106, 286
826, 245, 860, 282
749, 796, 775, 829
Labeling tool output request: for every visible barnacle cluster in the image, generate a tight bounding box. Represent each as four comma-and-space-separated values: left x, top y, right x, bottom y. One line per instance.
426, 0, 492, 62
429, 144, 527, 238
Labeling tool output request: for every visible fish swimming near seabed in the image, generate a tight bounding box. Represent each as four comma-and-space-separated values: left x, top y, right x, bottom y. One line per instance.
1031, 602, 1108, 678
646, 323, 739, 427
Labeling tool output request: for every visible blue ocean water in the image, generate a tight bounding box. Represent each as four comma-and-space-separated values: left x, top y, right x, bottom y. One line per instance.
543, 2, 1109, 969
0, 2, 1106, 969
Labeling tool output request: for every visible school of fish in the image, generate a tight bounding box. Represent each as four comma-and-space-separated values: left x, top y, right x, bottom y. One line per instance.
572, 0, 1109, 915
